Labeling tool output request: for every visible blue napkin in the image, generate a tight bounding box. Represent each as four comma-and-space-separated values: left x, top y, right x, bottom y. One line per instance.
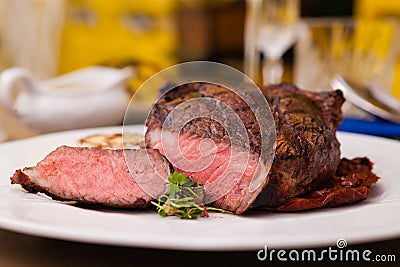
338, 117, 400, 138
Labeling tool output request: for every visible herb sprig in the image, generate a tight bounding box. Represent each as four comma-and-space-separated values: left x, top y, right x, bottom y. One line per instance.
151, 171, 232, 219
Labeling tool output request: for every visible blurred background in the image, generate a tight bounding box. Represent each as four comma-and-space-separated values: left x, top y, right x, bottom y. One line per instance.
1, 0, 356, 80
1, 0, 400, 140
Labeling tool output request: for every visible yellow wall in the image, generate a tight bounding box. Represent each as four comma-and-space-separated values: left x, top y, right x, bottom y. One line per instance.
356, 0, 400, 99
58, 0, 178, 74
355, 0, 400, 19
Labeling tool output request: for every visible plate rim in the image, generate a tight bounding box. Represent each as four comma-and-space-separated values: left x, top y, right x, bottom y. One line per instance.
0, 126, 399, 251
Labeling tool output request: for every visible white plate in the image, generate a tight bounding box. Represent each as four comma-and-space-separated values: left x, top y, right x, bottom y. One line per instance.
0, 126, 399, 251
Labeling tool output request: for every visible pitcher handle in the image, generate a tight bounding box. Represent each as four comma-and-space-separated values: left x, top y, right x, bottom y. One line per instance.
0, 68, 39, 113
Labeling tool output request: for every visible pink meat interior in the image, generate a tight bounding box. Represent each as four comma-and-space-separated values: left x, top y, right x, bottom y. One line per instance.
23, 146, 169, 207
146, 128, 262, 213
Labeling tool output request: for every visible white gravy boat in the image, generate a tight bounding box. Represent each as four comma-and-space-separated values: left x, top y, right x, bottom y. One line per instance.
0, 66, 131, 133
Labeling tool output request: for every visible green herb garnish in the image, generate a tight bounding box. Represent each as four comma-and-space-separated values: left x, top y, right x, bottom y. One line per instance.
151, 171, 232, 219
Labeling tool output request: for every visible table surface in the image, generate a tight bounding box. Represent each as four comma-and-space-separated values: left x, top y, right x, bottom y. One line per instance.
0, 228, 398, 267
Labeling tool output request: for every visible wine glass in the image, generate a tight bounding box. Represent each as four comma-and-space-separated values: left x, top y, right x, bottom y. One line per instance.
245, 0, 300, 85
294, 18, 400, 91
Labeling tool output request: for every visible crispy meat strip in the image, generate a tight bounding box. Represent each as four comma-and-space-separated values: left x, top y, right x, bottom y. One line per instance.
263, 157, 380, 211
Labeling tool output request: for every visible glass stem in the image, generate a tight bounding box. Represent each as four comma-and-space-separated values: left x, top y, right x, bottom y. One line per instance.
262, 58, 283, 85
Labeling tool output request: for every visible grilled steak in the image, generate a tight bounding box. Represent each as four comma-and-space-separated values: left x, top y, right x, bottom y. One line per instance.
11, 146, 170, 208
251, 83, 344, 208
10, 82, 379, 215
145, 82, 345, 214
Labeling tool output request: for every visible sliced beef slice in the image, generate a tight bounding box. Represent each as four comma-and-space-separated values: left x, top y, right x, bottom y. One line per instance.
11, 146, 170, 208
